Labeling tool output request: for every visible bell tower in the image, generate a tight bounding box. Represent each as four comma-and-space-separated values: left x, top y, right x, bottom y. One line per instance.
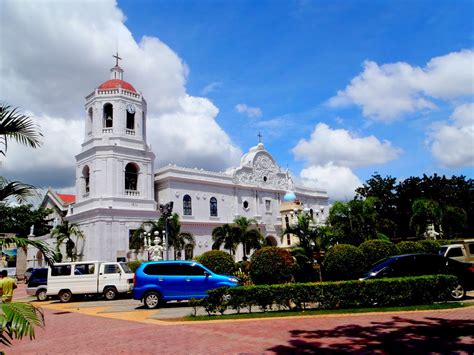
68, 54, 158, 261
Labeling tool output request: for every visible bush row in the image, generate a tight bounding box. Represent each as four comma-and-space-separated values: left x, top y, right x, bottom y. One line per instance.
194, 275, 457, 316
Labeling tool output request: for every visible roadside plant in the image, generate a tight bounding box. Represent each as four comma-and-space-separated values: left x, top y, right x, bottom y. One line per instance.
323, 244, 365, 281
249, 247, 295, 285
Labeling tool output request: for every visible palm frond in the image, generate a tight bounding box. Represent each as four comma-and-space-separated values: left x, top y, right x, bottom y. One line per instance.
0, 302, 44, 346
0, 236, 55, 266
0, 104, 43, 155
0, 177, 36, 204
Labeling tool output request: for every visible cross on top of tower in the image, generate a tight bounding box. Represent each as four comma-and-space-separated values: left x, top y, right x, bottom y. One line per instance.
113, 52, 122, 67
257, 132, 263, 143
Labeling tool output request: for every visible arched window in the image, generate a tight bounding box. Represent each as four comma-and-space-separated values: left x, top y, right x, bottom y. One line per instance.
125, 163, 139, 191
185, 244, 194, 260
183, 195, 192, 215
88, 107, 93, 123
103, 103, 113, 128
126, 111, 135, 130
82, 165, 90, 194
210, 197, 218, 217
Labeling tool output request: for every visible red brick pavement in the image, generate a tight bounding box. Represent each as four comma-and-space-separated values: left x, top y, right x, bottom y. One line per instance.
7, 305, 474, 354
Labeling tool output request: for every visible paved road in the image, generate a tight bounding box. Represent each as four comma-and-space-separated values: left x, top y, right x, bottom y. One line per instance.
7, 284, 474, 354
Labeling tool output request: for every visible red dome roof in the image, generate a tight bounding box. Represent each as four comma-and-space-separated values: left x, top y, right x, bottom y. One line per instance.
98, 79, 137, 93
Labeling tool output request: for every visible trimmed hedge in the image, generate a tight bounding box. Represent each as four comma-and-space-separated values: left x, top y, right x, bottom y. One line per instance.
197, 250, 236, 275
359, 240, 400, 268
249, 247, 296, 285
397, 241, 424, 254
323, 244, 365, 280
418, 240, 441, 254
197, 275, 457, 315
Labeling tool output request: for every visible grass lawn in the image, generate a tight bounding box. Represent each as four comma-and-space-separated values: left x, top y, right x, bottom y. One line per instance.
183, 302, 471, 321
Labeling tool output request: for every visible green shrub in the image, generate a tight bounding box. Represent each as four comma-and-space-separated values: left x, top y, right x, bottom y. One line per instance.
418, 240, 441, 254
359, 240, 400, 268
126, 260, 145, 273
249, 247, 296, 285
290, 247, 318, 283
323, 244, 365, 281
199, 275, 457, 315
436, 239, 463, 246
197, 250, 236, 275
397, 241, 424, 254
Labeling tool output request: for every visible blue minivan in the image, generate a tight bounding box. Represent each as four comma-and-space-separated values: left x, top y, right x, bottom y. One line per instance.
133, 261, 239, 309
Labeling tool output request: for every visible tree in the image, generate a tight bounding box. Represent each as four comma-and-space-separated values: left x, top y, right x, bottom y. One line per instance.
133, 213, 194, 259
409, 198, 442, 238
0, 104, 42, 156
281, 213, 326, 258
51, 221, 85, 262
0, 204, 53, 237
212, 224, 240, 255
233, 216, 263, 261
0, 103, 48, 347
441, 206, 467, 239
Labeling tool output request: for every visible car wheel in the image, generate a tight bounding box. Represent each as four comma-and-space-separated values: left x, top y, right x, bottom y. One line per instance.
36, 289, 48, 302
450, 284, 466, 300
104, 287, 118, 301
59, 290, 72, 303
144, 292, 161, 309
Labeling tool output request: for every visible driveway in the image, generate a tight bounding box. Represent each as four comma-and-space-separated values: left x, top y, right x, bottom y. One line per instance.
7, 285, 474, 354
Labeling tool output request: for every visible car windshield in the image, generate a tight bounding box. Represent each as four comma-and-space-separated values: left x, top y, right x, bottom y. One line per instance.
439, 246, 448, 256
368, 258, 394, 273
120, 262, 132, 273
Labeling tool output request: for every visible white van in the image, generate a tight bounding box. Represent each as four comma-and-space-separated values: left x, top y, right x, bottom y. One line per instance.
439, 240, 474, 263
46, 261, 134, 303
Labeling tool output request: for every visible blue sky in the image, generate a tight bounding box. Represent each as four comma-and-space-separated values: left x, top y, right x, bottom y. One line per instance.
118, 0, 473, 178
1, 0, 473, 200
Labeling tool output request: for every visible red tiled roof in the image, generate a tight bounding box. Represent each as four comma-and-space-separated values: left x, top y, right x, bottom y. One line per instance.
98, 79, 137, 93
57, 194, 76, 204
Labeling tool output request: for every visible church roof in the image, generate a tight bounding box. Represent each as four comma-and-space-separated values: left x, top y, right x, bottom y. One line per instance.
98, 79, 137, 93
57, 194, 76, 204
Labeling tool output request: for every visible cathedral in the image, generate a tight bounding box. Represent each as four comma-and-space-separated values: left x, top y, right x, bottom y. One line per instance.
28, 58, 329, 265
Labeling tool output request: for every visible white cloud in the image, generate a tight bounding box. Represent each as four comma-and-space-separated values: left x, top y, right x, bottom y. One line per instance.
329, 50, 474, 121
0, 0, 241, 189
235, 103, 263, 118
300, 164, 362, 201
428, 103, 474, 168
292, 123, 401, 167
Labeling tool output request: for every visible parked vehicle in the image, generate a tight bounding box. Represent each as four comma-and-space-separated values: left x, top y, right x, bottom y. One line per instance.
46, 261, 134, 303
360, 253, 474, 300
439, 240, 474, 263
24, 267, 34, 283
133, 261, 240, 309
26, 268, 48, 301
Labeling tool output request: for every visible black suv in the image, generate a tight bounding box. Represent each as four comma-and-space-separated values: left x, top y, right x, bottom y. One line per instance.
360, 254, 474, 300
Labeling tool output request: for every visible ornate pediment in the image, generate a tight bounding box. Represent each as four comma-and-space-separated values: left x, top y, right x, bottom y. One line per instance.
232, 152, 288, 189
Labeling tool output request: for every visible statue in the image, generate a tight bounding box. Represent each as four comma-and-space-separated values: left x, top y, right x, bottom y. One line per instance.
147, 237, 164, 261
424, 223, 439, 240
286, 169, 294, 191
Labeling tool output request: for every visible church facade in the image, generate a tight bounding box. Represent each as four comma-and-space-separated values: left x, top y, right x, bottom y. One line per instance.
28, 59, 329, 265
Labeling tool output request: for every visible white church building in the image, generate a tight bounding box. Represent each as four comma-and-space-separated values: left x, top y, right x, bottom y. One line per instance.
28, 59, 329, 265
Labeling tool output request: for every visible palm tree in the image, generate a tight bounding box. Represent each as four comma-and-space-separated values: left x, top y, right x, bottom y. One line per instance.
166, 213, 195, 259
0, 103, 46, 347
0, 104, 42, 156
281, 213, 326, 258
51, 221, 85, 262
134, 213, 194, 260
212, 224, 240, 255
233, 216, 263, 261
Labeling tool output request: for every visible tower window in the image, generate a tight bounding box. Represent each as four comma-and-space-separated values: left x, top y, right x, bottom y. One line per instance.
82, 165, 90, 194
125, 163, 139, 191
88, 107, 93, 123
103, 103, 113, 128
183, 194, 192, 215
126, 112, 135, 130
210, 197, 218, 217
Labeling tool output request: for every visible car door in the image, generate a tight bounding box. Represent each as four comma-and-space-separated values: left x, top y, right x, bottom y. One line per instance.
179, 263, 214, 298
98, 263, 122, 292
143, 263, 187, 300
